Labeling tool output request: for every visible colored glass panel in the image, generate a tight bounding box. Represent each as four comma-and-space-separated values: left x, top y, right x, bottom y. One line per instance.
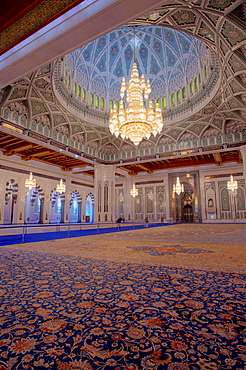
162, 96, 167, 108
100, 97, 104, 109
177, 90, 181, 102
95, 95, 99, 107
171, 93, 175, 105
190, 81, 194, 93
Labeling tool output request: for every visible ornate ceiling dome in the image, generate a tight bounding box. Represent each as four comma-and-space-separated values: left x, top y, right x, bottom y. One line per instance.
54, 25, 219, 125
2, 0, 245, 163
65, 25, 209, 100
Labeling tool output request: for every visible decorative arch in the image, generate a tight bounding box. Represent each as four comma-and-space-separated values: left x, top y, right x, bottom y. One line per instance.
85, 193, 94, 223
5, 179, 18, 202
181, 181, 194, 223
4, 179, 18, 224
50, 189, 65, 207
157, 135, 176, 152
50, 188, 65, 223
25, 185, 44, 224
201, 126, 221, 146
69, 191, 82, 223
178, 131, 197, 149
30, 185, 44, 205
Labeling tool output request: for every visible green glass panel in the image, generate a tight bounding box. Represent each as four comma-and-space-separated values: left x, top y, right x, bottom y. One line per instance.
162, 96, 167, 108
95, 95, 99, 107
177, 90, 181, 102
100, 97, 104, 109
190, 81, 194, 93
82, 89, 86, 100
195, 77, 198, 89
171, 93, 175, 105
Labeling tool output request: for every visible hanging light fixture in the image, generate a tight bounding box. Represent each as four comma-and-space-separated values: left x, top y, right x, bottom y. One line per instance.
25, 172, 37, 190
173, 176, 184, 195
56, 179, 66, 194
227, 174, 238, 192
108, 29, 163, 146
130, 184, 138, 197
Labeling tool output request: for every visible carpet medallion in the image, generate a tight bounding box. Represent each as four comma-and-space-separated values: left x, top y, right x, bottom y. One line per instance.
0, 224, 245, 369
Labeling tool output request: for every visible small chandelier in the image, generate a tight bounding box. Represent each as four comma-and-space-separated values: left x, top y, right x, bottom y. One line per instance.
25, 172, 36, 190
56, 179, 66, 194
173, 177, 184, 195
130, 184, 138, 197
227, 174, 238, 192
109, 62, 163, 146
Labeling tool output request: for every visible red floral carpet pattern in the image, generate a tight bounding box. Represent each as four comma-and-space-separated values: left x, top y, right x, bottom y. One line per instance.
0, 248, 245, 369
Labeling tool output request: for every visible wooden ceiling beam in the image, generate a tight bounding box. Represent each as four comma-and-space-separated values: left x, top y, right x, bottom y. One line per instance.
0, 137, 21, 145
118, 166, 133, 173
21, 150, 52, 160
136, 164, 153, 174
29, 150, 52, 158
40, 153, 64, 160
81, 170, 94, 177
4, 143, 34, 151
212, 152, 222, 166
3, 144, 35, 156
115, 171, 126, 178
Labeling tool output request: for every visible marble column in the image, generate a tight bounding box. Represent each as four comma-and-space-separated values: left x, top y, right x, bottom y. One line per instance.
94, 164, 116, 222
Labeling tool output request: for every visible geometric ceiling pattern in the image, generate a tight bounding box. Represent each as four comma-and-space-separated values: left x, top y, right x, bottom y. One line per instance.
64, 25, 209, 100
0, 0, 245, 173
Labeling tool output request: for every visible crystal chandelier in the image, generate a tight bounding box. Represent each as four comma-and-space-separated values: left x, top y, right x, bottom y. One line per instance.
130, 184, 138, 197
227, 175, 238, 192
173, 177, 184, 195
25, 172, 37, 190
56, 179, 66, 194
109, 62, 163, 146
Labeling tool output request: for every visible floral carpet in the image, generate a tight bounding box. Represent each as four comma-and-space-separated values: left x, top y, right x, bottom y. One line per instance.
0, 224, 246, 369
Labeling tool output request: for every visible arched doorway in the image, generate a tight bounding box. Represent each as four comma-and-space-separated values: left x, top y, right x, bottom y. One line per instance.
85, 194, 94, 223
50, 190, 65, 223
25, 186, 44, 223
183, 204, 193, 223
173, 178, 195, 223
69, 192, 82, 223
4, 179, 18, 224
181, 182, 194, 223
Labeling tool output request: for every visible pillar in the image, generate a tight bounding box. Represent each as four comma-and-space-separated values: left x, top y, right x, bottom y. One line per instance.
94, 164, 116, 222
